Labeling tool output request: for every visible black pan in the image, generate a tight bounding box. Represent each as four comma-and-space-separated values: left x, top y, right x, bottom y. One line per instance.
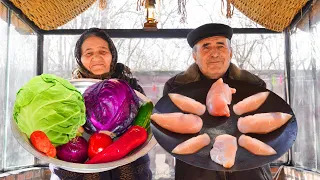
151, 78, 297, 172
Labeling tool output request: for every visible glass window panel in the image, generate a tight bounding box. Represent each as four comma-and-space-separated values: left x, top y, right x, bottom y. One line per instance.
43, 35, 80, 79
5, 12, 37, 169
291, 5, 320, 171
43, 36, 194, 79
313, 24, 320, 172
44, 34, 284, 73
0, 2, 8, 171
115, 38, 193, 71
59, 0, 261, 29
231, 34, 286, 99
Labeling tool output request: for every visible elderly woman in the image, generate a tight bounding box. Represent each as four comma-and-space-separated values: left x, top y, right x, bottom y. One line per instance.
72, 28, 145, 93
50, 28, 151, 180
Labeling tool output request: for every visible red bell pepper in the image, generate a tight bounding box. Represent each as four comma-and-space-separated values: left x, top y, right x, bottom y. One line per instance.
85, 125, 147, 164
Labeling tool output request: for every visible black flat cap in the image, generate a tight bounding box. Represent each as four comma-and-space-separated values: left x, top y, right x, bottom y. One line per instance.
187, 23, 233, 47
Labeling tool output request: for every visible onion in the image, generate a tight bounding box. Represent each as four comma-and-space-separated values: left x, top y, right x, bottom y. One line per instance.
56, 136, 88, 163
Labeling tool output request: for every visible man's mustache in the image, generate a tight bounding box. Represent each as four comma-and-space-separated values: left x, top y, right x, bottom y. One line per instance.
207, 57, 224, 63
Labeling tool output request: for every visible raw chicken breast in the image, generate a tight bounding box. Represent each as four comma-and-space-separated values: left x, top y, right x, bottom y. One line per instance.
210, 134, 237, 168
151, 112, 203, 134
233, 91, 270, 115
172, 133, 210, 154
206, 78, 236, 117
169, 93, 206, 116
237, 112, 292, 134
238, 134, 276, 156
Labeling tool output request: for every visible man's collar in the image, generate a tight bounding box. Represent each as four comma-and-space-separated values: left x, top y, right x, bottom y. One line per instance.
199, 68, 230, 80
174, 63, 201, 84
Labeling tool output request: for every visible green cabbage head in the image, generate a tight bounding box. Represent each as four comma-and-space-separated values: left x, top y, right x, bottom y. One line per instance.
13, 74, 86, 145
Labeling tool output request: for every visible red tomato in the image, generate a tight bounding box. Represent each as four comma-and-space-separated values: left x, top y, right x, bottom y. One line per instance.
88, 133, 113, 159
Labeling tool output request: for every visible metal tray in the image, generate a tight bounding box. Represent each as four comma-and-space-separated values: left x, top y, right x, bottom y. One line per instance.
11, 78, 157, 173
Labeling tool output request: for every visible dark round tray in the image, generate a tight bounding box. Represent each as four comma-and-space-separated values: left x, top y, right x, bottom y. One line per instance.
151, 78, 297, 171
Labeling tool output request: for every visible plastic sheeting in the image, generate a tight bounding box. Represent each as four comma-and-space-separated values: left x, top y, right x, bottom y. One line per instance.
0, 2, 8, 171
0, 12, 37, 170
290, 0, 320, 172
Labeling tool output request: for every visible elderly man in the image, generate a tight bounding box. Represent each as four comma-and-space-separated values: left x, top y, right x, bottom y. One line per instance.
163, 23, 272, 180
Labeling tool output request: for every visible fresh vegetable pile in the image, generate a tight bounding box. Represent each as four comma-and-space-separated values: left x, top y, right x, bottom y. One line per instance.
14, 76, 153, 164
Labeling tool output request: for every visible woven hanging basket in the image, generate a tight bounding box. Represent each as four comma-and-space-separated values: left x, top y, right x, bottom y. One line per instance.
10, 0, 96, 30
0, 3, 7, 22
230, 0, 309, 32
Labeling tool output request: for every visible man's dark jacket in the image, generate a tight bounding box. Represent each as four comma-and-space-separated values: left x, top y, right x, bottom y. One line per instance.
163, 63, 272, 180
